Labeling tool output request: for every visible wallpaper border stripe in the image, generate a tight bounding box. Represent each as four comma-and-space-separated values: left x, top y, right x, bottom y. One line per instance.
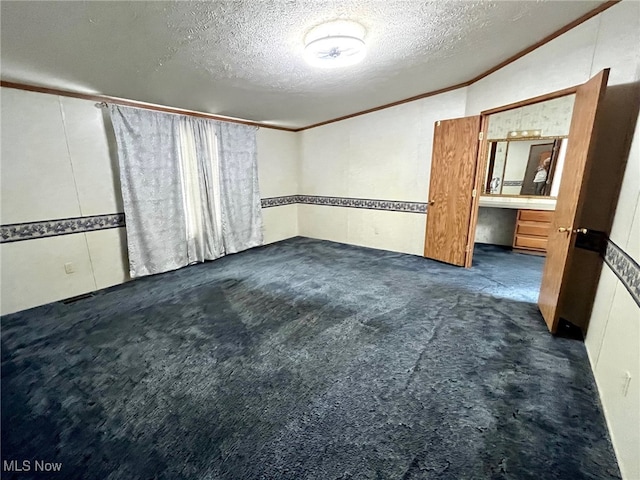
603, 239, 640, 307
1, 213, 125, 243
261, 195, 300, 208
2, 202, 638, 307
262, 195, 428, 213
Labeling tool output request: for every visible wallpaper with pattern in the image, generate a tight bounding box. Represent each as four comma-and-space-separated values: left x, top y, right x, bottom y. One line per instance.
487, 94, 576, 140
1, 214, 125, 243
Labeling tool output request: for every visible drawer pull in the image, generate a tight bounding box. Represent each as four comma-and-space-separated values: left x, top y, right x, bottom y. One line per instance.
573, 228, 588, 234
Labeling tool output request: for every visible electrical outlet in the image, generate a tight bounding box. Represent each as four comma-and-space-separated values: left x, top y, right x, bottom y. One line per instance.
622, 371, 632, 397
64, 262, 75, 274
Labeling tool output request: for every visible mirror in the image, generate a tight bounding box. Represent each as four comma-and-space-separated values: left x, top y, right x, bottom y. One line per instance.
483, 137, 567, 197
482, 94, 575, 199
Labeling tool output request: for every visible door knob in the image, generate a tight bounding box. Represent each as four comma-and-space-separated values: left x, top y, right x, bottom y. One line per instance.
573, 228, 588, 234
558, 227, 571, 233
427, 200, 435, 206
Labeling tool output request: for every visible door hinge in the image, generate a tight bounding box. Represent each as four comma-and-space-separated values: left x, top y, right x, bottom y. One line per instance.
478, 132, 484, 141
472, 188, 477, 198
436, 120, 441, 127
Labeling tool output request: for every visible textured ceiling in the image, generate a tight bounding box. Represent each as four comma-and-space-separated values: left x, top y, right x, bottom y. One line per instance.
1, 1, 604, 128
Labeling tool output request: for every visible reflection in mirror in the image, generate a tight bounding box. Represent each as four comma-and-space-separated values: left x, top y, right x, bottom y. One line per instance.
484, 138, 567, 197
482, 94, 575, 199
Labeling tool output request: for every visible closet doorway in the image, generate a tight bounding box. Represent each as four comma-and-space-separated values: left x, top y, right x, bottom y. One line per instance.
424, 69, 610, 333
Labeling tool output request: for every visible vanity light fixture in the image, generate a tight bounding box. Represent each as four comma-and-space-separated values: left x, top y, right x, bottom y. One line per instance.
303, 20, 367, 68
508, 129, 543, 138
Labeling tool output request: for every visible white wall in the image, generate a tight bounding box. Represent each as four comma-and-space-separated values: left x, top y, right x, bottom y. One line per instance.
0, 88, 300, 315
257, 128, 300, 244
299, 88, 467, 255
585, 115, 640, 480
0, 90, 128, 315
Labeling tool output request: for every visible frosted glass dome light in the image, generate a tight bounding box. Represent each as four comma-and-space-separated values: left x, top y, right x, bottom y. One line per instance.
303, 20, 367, 68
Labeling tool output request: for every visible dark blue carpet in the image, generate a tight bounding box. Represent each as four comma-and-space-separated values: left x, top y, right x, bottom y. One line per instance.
1, 237, 620, 479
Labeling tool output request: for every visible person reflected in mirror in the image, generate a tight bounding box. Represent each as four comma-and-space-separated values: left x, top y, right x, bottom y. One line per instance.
533, 153, 551, 195
490, 176, 501, 194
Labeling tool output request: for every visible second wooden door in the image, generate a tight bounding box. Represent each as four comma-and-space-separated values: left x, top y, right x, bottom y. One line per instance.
424, 116, 481, 267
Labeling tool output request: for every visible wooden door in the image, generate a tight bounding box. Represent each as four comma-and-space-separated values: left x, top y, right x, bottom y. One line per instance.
538, 69, 609, 333
424, 116, 481, 266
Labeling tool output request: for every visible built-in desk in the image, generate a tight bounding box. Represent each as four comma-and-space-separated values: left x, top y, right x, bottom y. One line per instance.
478, 197, 556, 255
478, 195, 556, 210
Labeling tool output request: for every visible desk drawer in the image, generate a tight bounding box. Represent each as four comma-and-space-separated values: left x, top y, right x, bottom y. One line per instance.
518, 210, 553, 223
514, 235, 548, 251
516, 222, 550, 237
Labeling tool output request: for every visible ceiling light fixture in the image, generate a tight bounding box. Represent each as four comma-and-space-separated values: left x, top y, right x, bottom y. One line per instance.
303, 20, 367, 68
